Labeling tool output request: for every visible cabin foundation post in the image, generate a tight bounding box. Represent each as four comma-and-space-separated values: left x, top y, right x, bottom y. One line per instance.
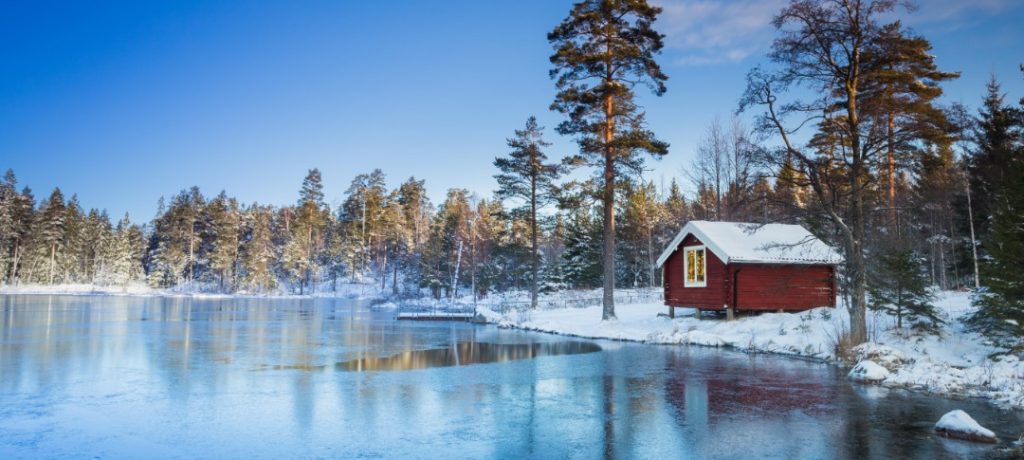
726, 305, 734, 321
669, 306, 675, 319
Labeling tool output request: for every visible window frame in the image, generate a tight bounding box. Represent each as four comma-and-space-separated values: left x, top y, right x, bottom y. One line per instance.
683, 245, 707, 288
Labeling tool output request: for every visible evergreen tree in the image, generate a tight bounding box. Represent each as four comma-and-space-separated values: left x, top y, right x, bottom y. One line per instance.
0, 170, 19, 281
863, 22, 958, 233
869, 246, 941, 331
561, 207, 602, 289
207, 191, 241, 291
493, 116, 562, 308
82, 209, 113, 283
100, 214, 144, 287
240, 205, 278, 293
618, 180, 663, 288
969, 70, 1024, 349
395, 177, 432, 293
430, 189, 473, 299
968, 77, 1022, 241
339, 170, 388, 279
549, 0, 669, 320
59, 195, 86, 283
284, 169, 328, 294
35, 188, 67, 284
6, 186, 35, 283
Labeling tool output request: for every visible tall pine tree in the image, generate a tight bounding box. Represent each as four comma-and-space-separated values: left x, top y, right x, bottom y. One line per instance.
549, 0, 669, 320
493, 116, 562, 309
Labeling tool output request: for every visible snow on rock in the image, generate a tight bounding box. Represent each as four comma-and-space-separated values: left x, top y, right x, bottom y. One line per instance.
848, 360, 890, 383
934, 410, 998, 443
852, 343, 912, 371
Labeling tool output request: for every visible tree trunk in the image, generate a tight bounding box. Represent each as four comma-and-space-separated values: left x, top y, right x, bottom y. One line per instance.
887, 109, 898, 235
847, 81, 868, 346
647, 226, 655, 289
965, 177, 981, 289
49, 243, 56, 285
602, 93, 617, 321
530, 173, 539, 309
9, 243, 21, 284
392, 262, 398, 296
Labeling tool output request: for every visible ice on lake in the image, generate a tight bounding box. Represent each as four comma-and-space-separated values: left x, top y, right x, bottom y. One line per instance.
1, 295, 1021, 459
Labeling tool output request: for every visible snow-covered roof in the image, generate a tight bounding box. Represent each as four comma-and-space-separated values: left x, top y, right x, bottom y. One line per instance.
655, 221, 842, 267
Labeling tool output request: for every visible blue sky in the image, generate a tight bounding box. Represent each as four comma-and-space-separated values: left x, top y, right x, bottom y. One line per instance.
2, 0, 1022, 221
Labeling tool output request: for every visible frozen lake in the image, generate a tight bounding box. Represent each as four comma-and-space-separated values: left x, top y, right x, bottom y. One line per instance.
1, 295, 1021, 459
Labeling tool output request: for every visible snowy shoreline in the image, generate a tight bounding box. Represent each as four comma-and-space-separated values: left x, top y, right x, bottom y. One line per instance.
0, 282, 385, 300
476, 291, 1024, 411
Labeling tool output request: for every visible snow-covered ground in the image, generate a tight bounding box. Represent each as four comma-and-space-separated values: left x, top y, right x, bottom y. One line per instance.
0, 281, 386, 299
477, 290, 1024, 410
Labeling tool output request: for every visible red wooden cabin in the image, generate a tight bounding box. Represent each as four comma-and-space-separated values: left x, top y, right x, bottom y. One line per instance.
656, 221, 841, 317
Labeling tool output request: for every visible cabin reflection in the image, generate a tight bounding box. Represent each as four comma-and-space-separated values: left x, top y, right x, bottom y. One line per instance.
664, 352, 836, 420
336, 341, 601, 372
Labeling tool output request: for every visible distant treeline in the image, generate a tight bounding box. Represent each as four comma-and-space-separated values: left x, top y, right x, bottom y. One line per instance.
0, 66, 1019, 301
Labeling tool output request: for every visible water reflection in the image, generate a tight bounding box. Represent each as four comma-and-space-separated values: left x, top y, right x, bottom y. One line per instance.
1, 295, 1022, 459
336, 341, 601, 372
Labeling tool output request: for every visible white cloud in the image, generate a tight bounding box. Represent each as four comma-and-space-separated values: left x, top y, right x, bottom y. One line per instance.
653, 0, 785, 67
654, 0, 1020, 67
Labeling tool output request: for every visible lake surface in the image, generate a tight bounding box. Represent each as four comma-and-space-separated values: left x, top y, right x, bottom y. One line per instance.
1, 295, 1022, 459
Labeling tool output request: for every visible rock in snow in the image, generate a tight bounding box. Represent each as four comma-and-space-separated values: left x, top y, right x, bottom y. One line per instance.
934, 410, 998, 443
848, 360, 890, 383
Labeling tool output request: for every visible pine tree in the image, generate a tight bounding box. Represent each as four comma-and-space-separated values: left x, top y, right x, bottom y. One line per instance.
285, 169, 328, 294
739, 0, 926, 345
549, 0, 669, 320
36, 188, 67, 284
395, 177, 432, 293
339, 170, 388, 280
863, 22, 958, 233
968, 77, 1022, 242
241, 205, 278, 293
618, 180, 663, 288
82, 209, 113, 284
493, 116, 562, 308
7, 186, 35, 283
561, 207, 602, 289
100, 214, 143, 287
207, 191, 241, 291
969, 69, 1024, 349
0, 170, 18, 282
869, 246, 941, 331
59, 195, 86, 283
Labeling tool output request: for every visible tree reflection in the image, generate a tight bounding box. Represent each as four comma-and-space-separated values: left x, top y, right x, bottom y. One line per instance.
336, 341, 601, 372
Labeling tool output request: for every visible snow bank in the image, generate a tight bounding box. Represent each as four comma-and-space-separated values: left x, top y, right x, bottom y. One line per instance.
848, 360, 890, 383
934, 410, 998, 443
0, 281, 386, 299
479, 290, 1024, 409
0, 282, 157, 296
477, 301, 843, 359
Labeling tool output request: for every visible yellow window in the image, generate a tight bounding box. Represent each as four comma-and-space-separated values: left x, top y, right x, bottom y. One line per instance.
684, 246, 706, 287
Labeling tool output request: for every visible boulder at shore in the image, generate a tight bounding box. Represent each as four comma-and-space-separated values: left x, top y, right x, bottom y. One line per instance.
934, 410, 998, 443
848, 360, 890, 384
